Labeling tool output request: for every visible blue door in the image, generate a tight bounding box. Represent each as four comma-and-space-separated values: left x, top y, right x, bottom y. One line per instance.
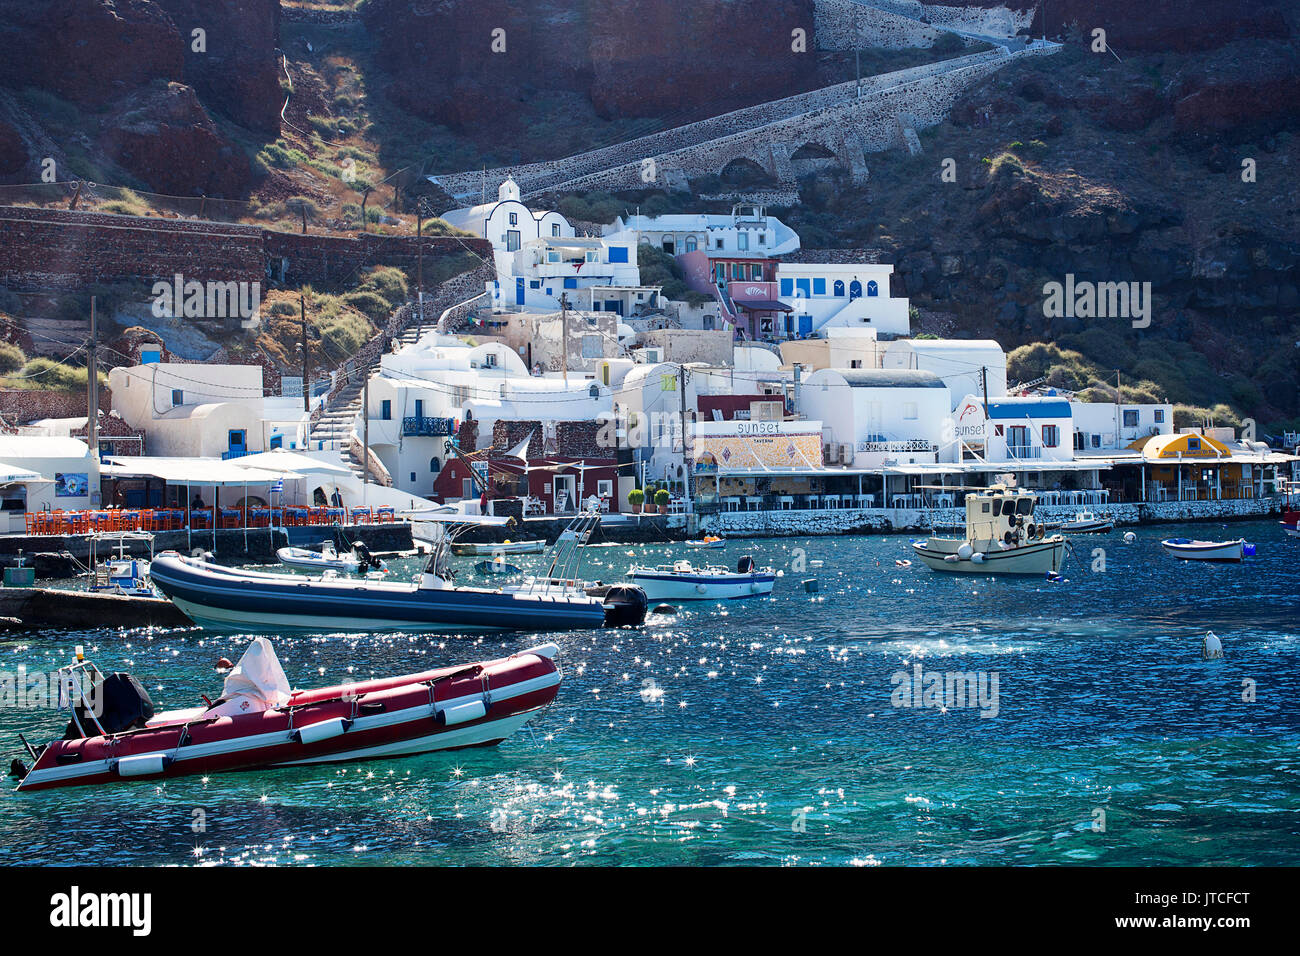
227, 430, 247, 459
515, 278, 525, 306
798, 315, 812, 336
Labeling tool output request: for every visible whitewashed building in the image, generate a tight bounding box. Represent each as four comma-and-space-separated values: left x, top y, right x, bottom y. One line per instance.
883, 338, 1008, 410
441, 177, 576, 279
800, 368, 954, 467
491, 236, 646, 313
0, 436, 99, 526
1070, 400, 1174, 452
775, 262, 911, 337
605, 204, 800, 258
108, 363, 305, 459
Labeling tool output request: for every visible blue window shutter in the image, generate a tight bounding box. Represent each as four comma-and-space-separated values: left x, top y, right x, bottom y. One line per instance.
813, 278, 826, 296
564, 277, 577, 289
780, 278, 793, 296
608, 246, 629, 263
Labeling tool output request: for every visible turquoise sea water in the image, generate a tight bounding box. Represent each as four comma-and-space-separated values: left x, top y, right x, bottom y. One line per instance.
1, 520, 1297, 866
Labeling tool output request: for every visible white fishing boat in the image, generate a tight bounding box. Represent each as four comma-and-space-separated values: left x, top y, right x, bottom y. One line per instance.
1160, 538, 1246, 562
276, 540, 384, 574
626, 556, 775, 601
88, 531, 156, 597
451, 539, 546, 556
685, 535, 726, 549
912, 485, 1066, 575
1057, 511, 1113, 534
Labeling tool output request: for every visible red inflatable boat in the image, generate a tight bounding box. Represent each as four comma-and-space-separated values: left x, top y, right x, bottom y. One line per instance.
12, 639, 561, 792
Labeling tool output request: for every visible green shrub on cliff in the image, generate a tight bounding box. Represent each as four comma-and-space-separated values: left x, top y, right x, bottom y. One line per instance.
0, 343, 26, 374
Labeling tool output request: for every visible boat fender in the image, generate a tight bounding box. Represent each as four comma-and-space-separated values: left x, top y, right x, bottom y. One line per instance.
1202, 631, 1224, 660
943, 554, 960, 563
971, 552, 985, 563
294, 717, 352, 745
116, 753, 171, 777
435, 699, 487, 727
652, 604, 678, 615
1123, 532, 1136, 544
957, 543, 973, 560
695, 583, 707, 594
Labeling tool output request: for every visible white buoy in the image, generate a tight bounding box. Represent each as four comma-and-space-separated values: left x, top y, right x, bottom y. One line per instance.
1202, 631, 1223, 660
957, 543, 974, 560
1123, 531, 1136, 543
971, 552, 985, 564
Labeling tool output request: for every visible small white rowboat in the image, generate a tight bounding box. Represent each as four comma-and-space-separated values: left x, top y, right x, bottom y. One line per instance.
1160, 538, 1245, 562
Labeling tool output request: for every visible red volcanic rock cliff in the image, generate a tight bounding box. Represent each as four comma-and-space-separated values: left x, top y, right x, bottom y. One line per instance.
154, 0, 283, 135
0, 0, 281, 196
364, 0, 819, 128
0, 0, 182, 106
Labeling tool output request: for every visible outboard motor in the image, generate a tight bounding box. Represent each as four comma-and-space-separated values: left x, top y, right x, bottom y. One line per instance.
602, 584, 648, 628
353, 541, 384, 571
64, 672, 154, 739
737, 556, 755, 574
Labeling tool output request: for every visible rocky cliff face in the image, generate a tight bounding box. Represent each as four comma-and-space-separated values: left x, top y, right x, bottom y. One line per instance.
0, 0, 280, 196
364, 0, 819, 128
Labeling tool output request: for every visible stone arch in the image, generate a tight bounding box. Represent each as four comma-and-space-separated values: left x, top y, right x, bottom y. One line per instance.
791, 141, 836, 161
718, 156, 776, 187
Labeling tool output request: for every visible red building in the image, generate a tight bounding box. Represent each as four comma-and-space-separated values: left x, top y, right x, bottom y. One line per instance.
433, 452, 620, 514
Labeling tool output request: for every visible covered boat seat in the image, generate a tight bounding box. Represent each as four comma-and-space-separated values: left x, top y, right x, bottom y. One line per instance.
203, 637, 293, 718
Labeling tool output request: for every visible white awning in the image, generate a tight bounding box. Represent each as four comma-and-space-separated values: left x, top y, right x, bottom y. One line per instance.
0, 460, 53, 485
227, 450, 352, 476
102, 457, 303, 486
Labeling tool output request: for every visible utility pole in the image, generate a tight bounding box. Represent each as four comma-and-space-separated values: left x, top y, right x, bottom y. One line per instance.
362, 374, 370, 504
679, 361, 691, 512
87, 296, 98, 456
980, 365, 990, 418
416, 203, 425, 334
300, 294, 310, 414
560, 292, 570, 385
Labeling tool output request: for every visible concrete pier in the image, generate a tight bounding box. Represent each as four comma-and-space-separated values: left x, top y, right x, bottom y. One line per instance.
0, 523, 415, 579
0, 587, 192, 630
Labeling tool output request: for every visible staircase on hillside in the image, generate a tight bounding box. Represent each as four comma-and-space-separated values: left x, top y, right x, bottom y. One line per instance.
307, 379, 365, 480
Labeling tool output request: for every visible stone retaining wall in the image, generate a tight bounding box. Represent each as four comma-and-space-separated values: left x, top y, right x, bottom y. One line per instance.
700, 496, 1287, 537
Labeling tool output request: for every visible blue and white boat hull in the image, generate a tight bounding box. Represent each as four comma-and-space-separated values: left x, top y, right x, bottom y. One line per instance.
151, 553, 623, 633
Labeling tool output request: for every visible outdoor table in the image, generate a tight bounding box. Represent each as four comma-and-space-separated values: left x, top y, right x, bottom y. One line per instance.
778, 496, 795, 510
722, 497, 741, 512
374, 508, 396, 523
350, 507, 373, 524
326, 508, 345, 524
743, 496, 763, 511
189, 509, 213, 529
249, 508, 271, 528
219, 508, 242, 529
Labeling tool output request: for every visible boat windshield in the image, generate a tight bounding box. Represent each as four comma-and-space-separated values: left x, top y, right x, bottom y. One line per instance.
1016, 498, 1035, 515
1000, 500, 1017, 516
